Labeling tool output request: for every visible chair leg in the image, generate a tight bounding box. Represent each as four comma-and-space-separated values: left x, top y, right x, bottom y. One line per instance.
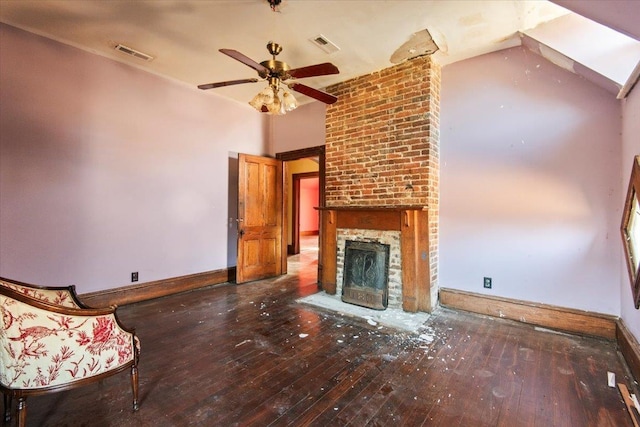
131, 364, 139, 411
3, 393, 11, 422
16, 397, 26, 427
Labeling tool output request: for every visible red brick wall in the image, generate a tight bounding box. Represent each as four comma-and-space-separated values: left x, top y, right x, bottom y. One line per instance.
325, 56, 440, 308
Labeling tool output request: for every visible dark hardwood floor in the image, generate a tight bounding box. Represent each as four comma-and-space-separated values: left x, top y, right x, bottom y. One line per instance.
10, 240, 637, 426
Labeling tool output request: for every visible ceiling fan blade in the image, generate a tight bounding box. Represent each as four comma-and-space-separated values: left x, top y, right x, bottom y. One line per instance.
287, 62, 339, 79
198, 78, 259, 90
288, 83, 337, 104
219, 49, 269, 76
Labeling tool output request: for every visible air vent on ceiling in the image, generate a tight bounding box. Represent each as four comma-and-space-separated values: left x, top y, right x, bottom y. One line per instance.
114, 44, 154, 62
310, 34, 340, 54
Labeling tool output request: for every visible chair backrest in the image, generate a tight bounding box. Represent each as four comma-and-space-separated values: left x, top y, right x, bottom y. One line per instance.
0, 277, 85, 308
0, 287, 136, 391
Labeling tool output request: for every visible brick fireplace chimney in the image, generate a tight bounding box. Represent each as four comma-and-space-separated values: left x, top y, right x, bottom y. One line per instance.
321, 56, 440, 312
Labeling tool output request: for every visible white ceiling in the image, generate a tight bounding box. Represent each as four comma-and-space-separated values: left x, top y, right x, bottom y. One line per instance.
0, 0, 638, 106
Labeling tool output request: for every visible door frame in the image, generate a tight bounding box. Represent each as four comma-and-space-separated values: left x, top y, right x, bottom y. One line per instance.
276, 146, 326, 282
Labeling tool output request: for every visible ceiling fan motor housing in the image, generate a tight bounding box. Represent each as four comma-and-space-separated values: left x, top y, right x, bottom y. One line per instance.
260, 59, 290, 79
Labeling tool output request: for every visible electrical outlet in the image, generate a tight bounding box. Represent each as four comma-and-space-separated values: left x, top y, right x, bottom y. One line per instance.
483, 277, 492, 289
131, 272, 138, 282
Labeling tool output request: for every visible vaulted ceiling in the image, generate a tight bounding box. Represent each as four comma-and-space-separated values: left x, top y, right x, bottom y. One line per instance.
1, 1, 639, 105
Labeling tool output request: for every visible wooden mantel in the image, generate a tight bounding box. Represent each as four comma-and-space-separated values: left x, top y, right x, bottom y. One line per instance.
318, 206, 431, 313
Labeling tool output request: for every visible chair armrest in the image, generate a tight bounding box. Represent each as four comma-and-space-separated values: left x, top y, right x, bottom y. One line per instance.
0, 287, 139, 391
0, 276, 89, 308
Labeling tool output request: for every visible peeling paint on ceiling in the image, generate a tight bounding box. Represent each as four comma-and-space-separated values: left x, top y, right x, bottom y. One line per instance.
390, 29, 439, 64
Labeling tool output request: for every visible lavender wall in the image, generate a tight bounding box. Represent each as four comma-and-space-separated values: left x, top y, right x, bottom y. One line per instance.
271, 101, 326, 154
441, 46, 622, 315
0, 24, 267, 293
621, 82, 640, 338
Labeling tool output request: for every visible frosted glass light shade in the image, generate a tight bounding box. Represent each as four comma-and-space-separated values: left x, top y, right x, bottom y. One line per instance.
267, 94, 282, 114
249, 93, 264, 111
282, 91, 298, 112
261, 86, 275, 104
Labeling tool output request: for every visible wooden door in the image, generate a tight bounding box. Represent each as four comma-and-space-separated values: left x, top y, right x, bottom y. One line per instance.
237, 154, 284, 284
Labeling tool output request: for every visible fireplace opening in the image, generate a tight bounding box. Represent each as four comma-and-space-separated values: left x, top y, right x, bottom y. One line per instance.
342, 240, 390, 310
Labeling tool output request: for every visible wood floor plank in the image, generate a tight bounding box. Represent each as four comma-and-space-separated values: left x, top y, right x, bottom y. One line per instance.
13, 246, 636, 427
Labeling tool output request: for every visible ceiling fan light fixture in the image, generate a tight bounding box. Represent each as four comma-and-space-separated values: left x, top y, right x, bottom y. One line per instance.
249, 84, 297, 115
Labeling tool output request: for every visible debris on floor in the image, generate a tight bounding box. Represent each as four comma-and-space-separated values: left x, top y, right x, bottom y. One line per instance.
297, 291, 431, 333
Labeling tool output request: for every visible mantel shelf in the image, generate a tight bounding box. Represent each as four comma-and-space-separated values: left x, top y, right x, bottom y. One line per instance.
316, 206, 428, 211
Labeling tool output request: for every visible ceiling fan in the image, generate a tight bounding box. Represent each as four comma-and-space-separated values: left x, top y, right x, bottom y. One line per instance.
198, 41, 339, 114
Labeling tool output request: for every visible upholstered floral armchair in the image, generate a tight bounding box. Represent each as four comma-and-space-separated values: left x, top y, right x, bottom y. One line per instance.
0, 277, 140, 427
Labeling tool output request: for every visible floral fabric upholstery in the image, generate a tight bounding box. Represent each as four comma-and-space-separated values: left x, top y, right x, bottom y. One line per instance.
0, 292, 136, 390
0, 279, 82, 308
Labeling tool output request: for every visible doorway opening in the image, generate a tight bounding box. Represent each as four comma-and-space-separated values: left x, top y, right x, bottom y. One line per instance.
276, 146, 325, 285
291, 170, 319, 255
